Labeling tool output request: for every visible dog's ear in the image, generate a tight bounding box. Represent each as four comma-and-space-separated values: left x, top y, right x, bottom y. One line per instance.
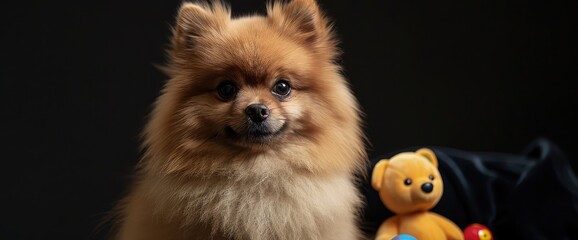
417, 148, 438, 168
173, 2, 229, 49
371, 160, 389, 190
268, 0, 332, 45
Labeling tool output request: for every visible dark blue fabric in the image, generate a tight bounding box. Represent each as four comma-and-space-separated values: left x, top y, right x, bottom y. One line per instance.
361, 138, 578, 239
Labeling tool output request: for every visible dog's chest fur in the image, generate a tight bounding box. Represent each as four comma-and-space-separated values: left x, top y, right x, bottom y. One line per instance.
144, 167, 360, 240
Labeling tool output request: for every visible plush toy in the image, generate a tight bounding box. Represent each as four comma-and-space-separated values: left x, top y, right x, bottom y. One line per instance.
371, 148, 464, 240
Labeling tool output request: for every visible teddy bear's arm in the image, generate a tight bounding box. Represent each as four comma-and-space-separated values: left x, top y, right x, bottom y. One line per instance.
375, 216, 400, 240
428, 212, 464, 240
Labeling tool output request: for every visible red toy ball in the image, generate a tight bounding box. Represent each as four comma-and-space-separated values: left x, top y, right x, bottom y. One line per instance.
463, 223, 493, 240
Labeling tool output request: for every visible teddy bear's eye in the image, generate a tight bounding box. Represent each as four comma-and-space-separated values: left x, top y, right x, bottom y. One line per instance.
429, 175, 435, 180
404, 178, 412, 186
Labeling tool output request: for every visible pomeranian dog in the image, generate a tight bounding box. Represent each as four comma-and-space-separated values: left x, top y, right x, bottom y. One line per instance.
116, 0, 366, 239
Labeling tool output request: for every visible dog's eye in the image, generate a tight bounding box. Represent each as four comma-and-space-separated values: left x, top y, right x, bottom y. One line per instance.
272, 79, 291, 99
404, 178, 412, 186
429, 175, 435, 180
217, 81, 237, 101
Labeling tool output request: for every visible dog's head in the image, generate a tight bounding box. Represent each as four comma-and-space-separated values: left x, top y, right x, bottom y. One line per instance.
143, 0, 365, 176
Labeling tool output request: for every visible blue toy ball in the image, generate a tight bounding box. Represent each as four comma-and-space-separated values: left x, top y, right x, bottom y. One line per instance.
391, 234, 417, 240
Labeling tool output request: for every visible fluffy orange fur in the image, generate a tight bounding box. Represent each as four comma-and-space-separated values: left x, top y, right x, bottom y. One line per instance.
115, 0, 367, 239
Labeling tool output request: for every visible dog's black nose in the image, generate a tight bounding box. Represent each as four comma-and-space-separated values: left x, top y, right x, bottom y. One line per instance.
245, 104, 270, 123
421, 182, 433, 193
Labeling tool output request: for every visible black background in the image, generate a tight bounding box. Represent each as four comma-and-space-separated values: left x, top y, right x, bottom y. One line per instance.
1, 0, 576, 239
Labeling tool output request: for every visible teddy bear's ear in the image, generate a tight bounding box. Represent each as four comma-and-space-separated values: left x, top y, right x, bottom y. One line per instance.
371, 160, 389, 190
417, 148, 438, 168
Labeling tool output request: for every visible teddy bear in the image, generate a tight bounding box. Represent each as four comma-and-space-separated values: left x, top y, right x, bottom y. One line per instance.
371, 148, 464, 240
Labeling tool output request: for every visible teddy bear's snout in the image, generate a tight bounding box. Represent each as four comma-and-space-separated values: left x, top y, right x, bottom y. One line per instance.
421, 182, 434, 193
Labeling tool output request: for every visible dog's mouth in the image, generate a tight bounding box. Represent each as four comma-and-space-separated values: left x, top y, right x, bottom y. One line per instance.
225, 122, 288, 144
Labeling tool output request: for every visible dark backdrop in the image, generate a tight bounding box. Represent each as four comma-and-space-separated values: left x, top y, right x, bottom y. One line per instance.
1, 0, 576, 239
